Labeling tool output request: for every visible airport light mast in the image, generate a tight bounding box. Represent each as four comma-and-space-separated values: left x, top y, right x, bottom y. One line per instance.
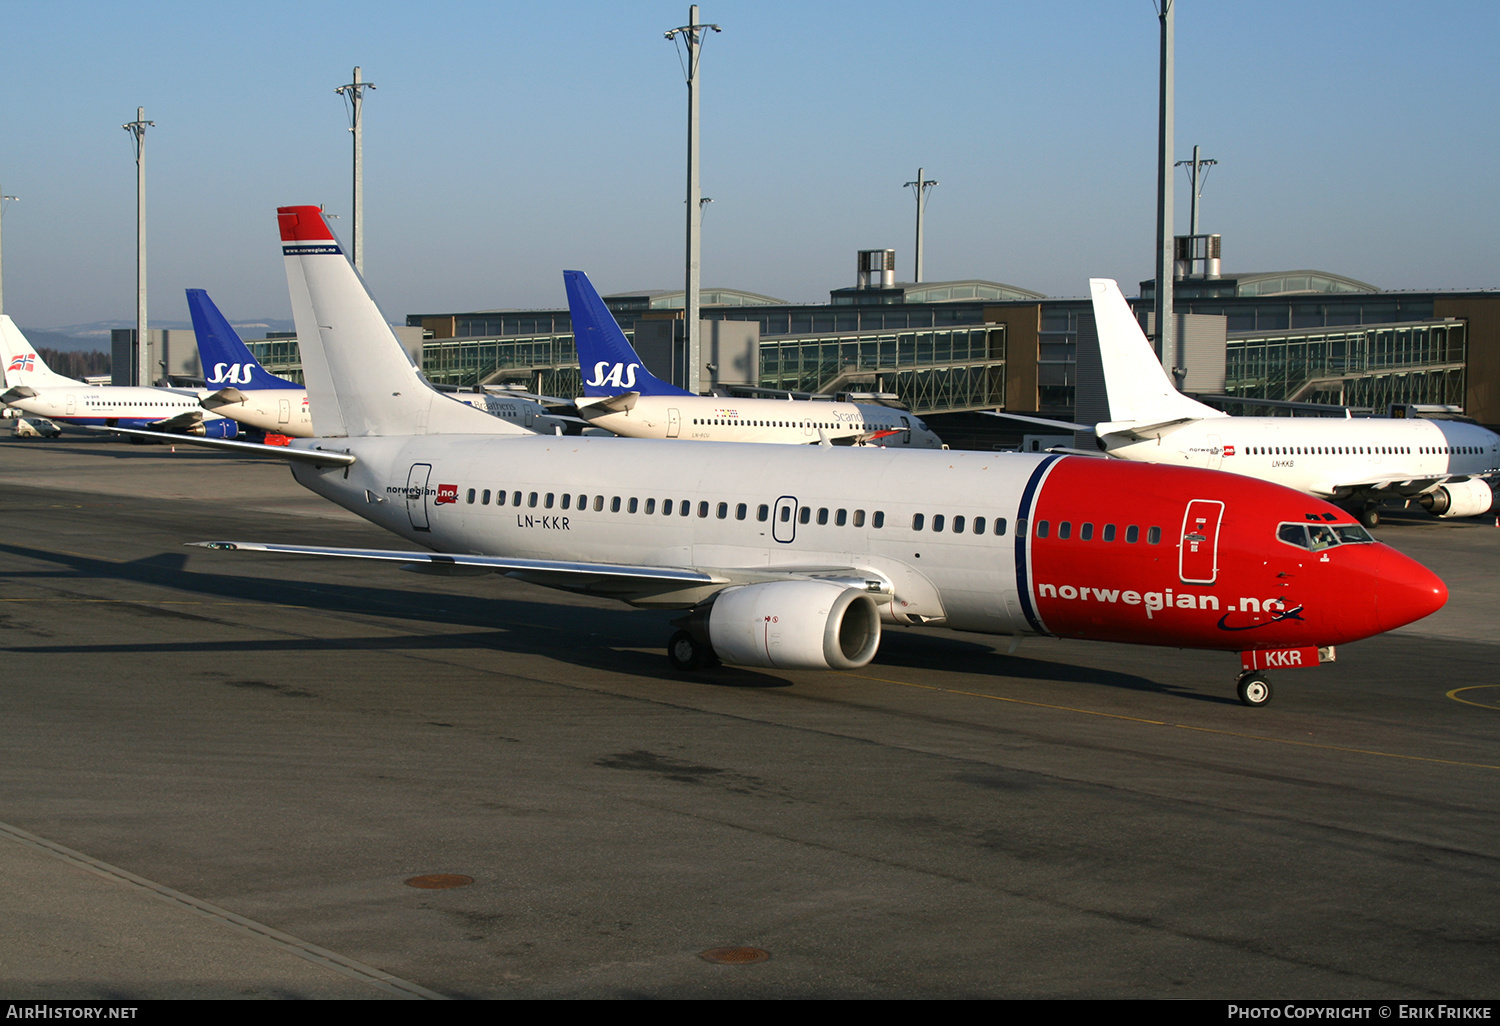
1176, 144, 1217, 237
0, 188, 17, 315
904, 168, 938, 284
336, 66, 375, 275
123, 107, 154, 387
1152, 1, 1177, 387
666, 5, 720, 394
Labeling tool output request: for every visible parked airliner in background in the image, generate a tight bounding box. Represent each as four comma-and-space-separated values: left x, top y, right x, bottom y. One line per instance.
0, 314, 240, 437
117, 206, 1448, 709
190, 288, 310, 437
566, 270, 943, 448
994, 279, 1499, 527
190, 287, 574, 438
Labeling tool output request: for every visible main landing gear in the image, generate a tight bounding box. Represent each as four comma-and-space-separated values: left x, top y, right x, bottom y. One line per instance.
1235, 670, 1273, 707
667, 629, 720, 672
1357, 504, 1382, 529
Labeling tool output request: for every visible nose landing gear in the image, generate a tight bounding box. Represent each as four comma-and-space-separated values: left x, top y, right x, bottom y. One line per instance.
1236, 670, 1273, 707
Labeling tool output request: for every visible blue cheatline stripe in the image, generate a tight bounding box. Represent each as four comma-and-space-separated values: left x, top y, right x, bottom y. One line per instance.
1013, 454, 1061, 636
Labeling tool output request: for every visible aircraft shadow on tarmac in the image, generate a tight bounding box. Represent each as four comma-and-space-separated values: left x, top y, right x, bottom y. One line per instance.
0, 541, 1191, 699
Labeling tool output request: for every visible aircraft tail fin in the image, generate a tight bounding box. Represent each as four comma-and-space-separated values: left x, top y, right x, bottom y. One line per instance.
185, 289, 300, 391
0, 316, 84, 388
1088, 278, 1223, 425
564, 270, 690, 397
277, 206, 525, 438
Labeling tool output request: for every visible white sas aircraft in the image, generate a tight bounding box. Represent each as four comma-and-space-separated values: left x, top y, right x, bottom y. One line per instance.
120, 207, 1448, 708
995, 279, 1499, 527
566, 270, 943, 448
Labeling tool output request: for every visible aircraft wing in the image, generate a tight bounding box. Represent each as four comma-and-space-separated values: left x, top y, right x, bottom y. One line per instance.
1321, 474, 1476, 500
190, 542, 894, 607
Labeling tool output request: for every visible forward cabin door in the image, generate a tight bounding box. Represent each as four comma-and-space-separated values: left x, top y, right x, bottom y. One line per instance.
667, 408, 681, 438
406, 463, 433, 532
1207, 433, 1223, 470
279, 399, 291, 425
1179, 499, 1224, 585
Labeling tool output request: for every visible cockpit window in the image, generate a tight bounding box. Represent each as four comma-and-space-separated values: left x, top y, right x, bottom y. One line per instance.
1278, 521, 1374, 551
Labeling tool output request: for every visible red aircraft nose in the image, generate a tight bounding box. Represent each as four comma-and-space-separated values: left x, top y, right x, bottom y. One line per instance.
1374, 547, 1448, 633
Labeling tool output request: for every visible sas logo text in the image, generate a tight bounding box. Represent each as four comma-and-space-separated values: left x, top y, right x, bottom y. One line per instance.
586, 361, 640, 389
434, 484, 459, 505
208, 362, 256, 385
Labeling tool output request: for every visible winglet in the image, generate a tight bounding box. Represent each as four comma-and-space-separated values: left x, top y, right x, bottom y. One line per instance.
564, 270, 690, 398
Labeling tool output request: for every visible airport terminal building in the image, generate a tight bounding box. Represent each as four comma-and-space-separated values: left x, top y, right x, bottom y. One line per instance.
249, 246, 1500, 428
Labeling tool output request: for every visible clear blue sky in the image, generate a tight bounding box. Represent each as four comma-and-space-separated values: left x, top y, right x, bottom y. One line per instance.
1, 0, 1496, 331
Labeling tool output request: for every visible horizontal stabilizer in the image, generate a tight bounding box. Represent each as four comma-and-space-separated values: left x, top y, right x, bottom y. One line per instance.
83, 425, 357, 466
577, 391, 640, 414
200, 387, 250, 409
981, 410, 1094, 431
1094, 417, 1199, 442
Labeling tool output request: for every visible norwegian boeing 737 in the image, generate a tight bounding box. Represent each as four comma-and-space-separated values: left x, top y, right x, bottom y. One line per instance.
998, 279, 1499, 527
566, 270, 943, 448
135, 207, 1447, 708
0, 314, 240, 437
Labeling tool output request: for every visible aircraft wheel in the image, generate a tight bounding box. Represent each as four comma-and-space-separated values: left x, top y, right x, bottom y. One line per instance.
667, 630, 714, 672
1358, 505, 1381, 529
1236, 672, 1272, 708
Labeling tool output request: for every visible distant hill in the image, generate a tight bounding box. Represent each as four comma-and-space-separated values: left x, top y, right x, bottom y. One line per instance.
14, 318, 297, 354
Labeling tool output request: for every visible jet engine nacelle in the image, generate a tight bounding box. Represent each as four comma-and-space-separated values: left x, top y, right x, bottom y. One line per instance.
704, 580, 882, 670
1418, 478, 1496, 518
199, 419, 241, 440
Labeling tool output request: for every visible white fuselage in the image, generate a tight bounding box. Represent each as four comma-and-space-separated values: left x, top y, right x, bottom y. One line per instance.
294, 435, 1029, 631
205, 389, 313, 434
207, 389, 565, 438
1104, 416, 1499, 498
577, 395, 942, 447
7, 385, 227, 430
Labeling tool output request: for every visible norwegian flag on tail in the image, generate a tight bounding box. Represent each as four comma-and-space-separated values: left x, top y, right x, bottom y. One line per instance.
7, 354, 35, 373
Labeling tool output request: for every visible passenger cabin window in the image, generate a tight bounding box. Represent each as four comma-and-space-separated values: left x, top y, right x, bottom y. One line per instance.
912, 513, 925, 531
1147, 526, 1162, 545
1125, 525, 1139, 543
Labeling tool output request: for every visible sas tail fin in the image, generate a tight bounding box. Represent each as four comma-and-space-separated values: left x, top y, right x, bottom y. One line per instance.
186, 289, 300, 391
1088, 278, 1222, 425
0, 316, 83, 388
277, 205, 525, 438
564, 270, 690, 397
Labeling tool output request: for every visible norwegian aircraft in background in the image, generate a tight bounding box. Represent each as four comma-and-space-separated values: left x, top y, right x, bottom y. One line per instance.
115, 206, 1449, 709
995, 279, 1499, 528
189, 288, 574, 438
565, 270, 944, 448
0, 314, 240, 437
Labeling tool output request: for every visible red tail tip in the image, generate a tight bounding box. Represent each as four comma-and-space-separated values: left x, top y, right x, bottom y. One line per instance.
277, 206, 336, 243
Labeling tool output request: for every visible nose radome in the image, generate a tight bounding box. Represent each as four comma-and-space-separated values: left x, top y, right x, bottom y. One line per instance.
1375, 548, 1448, 633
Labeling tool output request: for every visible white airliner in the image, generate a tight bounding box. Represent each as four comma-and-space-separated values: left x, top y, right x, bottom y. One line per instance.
565, 270, 943, 448
0, 315, 240, 437
188, 288, 574, 439
124, 206, 1449, 709
995, 279, 1499, 527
